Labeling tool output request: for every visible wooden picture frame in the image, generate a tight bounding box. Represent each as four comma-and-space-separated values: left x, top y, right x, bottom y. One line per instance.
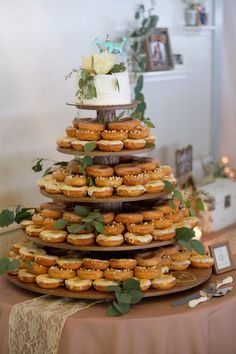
144, 28, 174, 71
209, 241, 235, 274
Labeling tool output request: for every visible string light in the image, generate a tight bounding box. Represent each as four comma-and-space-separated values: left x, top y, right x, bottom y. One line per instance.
222, 156, 229, 164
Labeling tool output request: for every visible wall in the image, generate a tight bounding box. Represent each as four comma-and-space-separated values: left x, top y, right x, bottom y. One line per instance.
220, 0, 236, 169
0, 0, 214, 208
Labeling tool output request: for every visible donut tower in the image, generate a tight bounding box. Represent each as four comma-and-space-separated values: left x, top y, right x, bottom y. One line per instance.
7, 101, 213, 298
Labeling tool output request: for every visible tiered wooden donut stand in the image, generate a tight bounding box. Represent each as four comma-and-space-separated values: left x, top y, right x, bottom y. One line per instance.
7, 102, 212, 299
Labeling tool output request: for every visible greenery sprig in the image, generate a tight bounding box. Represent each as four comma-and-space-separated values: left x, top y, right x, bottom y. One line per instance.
0, 258, 20, 276
55, 205, 104, 235
0, 206, 34, 228
107, 278, 143, 316
32, 158, 68, 176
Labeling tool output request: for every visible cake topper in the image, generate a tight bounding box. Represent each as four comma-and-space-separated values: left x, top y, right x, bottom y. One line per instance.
94, 35, 127, 55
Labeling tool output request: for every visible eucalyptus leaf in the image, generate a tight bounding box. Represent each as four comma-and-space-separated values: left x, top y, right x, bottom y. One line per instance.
173, 190, 183, 202
123, 278, 140, 290
177, 239, 192, 250
74, 206, 90, 217
0, 258, 20, 276
128, 289, 144, 304
175, 227, 195, 242
14, 210, 33, 224
32, 159, 43, 172
67, 224, 85, 233
163, 180, 175, 193
42, 167, 52, 177
190, 239, 205, 255
168, 199, 176, 209
106, 304, 121, 316
93, 214, 104, 223
113, 300, 130, 314
189, 208, 196, 216
54, 219, 69, 229
84, 142, 97, 152
117, 292, 132, 304
93, 221, 104, 233
117, 111, 126, 120
0, 209, 15, 228
144, 142, 154, 148
195, 198, 204, 211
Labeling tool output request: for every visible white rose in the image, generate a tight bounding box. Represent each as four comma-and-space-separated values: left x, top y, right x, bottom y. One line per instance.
81, 55, 93, 71
93, 52, 116, 75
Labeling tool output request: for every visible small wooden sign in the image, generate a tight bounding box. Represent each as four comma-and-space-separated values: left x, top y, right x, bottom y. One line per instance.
175, 145, 193, 179
209, 241, 235, 274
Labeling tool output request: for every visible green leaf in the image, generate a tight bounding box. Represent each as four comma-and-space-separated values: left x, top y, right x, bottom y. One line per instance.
175, 227, 195, 242
144, 141, 154, 148
8, 259, 20, 271
135, 75, 143, 93
42, 167, 52, 177
93, 221, 104, 233
93, 214, 104, 223
177, 239, 192, 250
54, 161, 68, 167
84, 142, 97, 152
67, 224, 85, 233
195, 198, 204, 211
54, 219, 69, 229
109, 63, 126, 74
189, 208, 196, 216
190, 239, 205, 255
113, 300, 130, 314
0, 209, 15, 228
74, 206, 89, 217
184, 200, 191, 209
32, 159, 43, 172
173, 190, 183, 202
123, 278, 140, 290
107, 285, 120, 292
106, 304, 121, 316
117, 111, 126, 120
163, 180, 175, 193
168, 199, 176, 209
87, 84, 97, 99
113, 74, 120, 92
0, 258, 20, 275
117, 292, 132, 304
129, 289, 144, 304
144, 119, 155, 128
88, 176, 95, 187
15, 209, 33, 224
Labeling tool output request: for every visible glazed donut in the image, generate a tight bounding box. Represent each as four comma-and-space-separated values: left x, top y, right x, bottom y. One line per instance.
134, 157, 158, 172
161, 165, 172, 176
19, 246, 46, 261
27, 261, 48, 275
36, 274, 64, 289
19, 219, 33, 229
32, 213, 45, 226
35, 254, 59, 267
109, 258, 137, 270
171, 249, 192, 261
115, 213, 143, 224
151, 274, 176, 290
152, 228, 176, 241
170, 260, 190, 271
140, 209, 164, 221
126, 222, 154, 235
18, 269, 36, 283
65, 277, 92, 292
83, 258, 109, 270
78, 120, 105, 132
134, 278, 152, 291
93, 279, 120, 292
164, 174, 177, 185
86, 165, 114, 178
145, 135, 156, 145
135, 249, 164, 267
96, 234, 124, 247
37, 175, 53, 189
101, 130, 128, 141
61, 185, 87, 198
154, 204, 179, 215
39, 202, 66, 211
52, 168, 67, 182
87, 186, 113, 198
25, 224, 44, 237
101, 212, 115, 224
124, 232, 152, 245
145, 180, 165, 194
95, 176, 123, 188
65, 126, 77, 137
76, 130, 101, 141
123, 139, 146, 150
104, 268, 133, 281
107, 118, 140, 131
43, 218, 66, 230
56, 258, 83, 270
190, 255, 214, 269
123, 173, 150, 186
64, 174, 88, 187
128, 125, 150, 139
77, 268, 103, 280
44, 181, 65, 194
48, 266, 76, 279
40, 208, 63, 220
62, 212, 83, 224
183, 216, 199, 228
114, 163, 142, 177
162, 244, 180, 256
11, 242, 27, 254
71, 139, 97, 151
39, 230, 67, 243
134, 266, 161, 280
152, 218, 173, 230
67, 233, 95, 246
160, 256, 172, 267
57, 136, 73, 148
116, 185, 146, 197
147, 168, 164, 181
165, 212, 184, 223
97, 140, 124, 152
103, 222, 125, 235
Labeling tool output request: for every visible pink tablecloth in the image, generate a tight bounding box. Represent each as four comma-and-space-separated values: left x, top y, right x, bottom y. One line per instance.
1, 268, 236, 354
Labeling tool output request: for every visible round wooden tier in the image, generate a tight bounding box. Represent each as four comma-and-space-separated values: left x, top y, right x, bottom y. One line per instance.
57, 146, 155, 157
40, 189, 168, 204
6, 268, 212, 300
66, 101, 138, 111
26, 235, 175, 252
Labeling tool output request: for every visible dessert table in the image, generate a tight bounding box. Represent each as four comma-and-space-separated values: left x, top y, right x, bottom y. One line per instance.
1, 265, 236, 354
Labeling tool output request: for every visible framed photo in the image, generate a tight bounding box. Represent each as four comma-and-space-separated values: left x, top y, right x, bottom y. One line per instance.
145, 28, 173, 71
209, 241, 235, 274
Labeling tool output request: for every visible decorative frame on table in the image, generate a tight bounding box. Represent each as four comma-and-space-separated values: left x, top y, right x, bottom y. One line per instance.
144, 28, 174, 71
209, 241, 235, 274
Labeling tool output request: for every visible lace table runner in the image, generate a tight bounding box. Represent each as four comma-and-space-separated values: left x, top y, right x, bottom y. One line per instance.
9, 295, 100, 354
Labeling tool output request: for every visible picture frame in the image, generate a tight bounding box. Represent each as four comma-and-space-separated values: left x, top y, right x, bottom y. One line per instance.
209, 241, 235, 274
144, 28, 174, 71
